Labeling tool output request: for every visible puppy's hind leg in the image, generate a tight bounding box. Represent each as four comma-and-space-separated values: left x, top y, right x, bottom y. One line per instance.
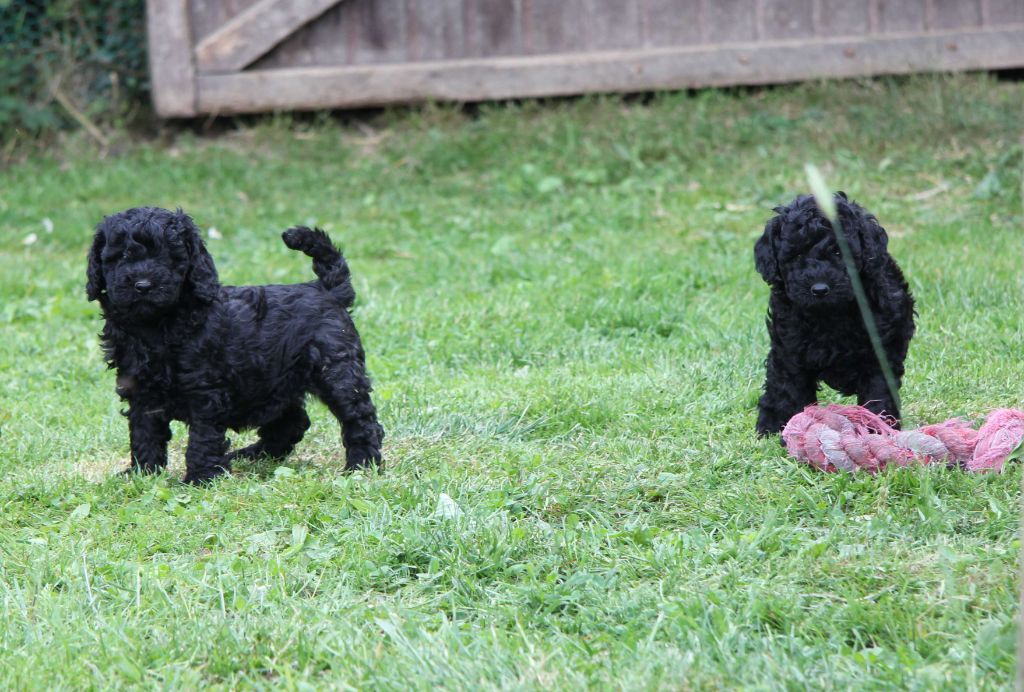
226, 405, 311, 462
313, 356, 384, 471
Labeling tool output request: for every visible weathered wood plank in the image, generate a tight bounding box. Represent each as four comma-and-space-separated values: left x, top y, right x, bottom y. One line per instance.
349, 0, 407, 64
989, 0, 1024, 24
818, 0, 870, 36
250, 2, 348, 70
196, 28, 1024, 114
642, 0, 700, 47
188, 0, 263, 43
762, 0, 815, 38
406, 0, 465, 60
705, 0, 756, 42
931, 0, 982, 30
878, 0, 926, 32
523, 0, 589, 54
195, 0, 342, 72
147, 0, 197, 117
588, 0, 641, 50
465, 0, 521, 57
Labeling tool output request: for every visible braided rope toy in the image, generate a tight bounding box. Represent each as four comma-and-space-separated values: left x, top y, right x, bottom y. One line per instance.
782, 404, 1024, 474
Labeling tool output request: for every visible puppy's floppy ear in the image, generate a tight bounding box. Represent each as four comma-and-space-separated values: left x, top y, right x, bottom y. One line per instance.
754, 211, 784, 285
175, 209, 220, 303
86, 225, 107, 303
839, 198, 888, 273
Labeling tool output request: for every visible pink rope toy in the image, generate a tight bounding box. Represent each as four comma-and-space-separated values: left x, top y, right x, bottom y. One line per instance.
782, 404, 1024, 474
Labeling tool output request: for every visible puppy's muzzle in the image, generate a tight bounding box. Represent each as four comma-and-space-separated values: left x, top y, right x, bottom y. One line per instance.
810, 282, 830, 297
134, 279, 153, 294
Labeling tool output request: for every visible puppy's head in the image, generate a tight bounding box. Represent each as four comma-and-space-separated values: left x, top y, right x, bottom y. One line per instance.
87, 207, 219, 321
754, 192, 888, 311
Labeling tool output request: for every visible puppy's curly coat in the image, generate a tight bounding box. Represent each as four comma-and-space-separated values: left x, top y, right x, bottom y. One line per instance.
754, 193, 915, 437
87, 207, 383, 483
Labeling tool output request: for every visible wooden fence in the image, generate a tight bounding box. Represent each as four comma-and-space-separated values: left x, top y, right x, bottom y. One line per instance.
148, 0, 1024, 117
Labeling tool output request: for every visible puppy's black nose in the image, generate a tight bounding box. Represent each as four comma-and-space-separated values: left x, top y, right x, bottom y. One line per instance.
134, 280, 153, 294
810, 283, 830, 297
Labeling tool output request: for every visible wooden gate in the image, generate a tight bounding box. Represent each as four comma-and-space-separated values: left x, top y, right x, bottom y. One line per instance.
148, 0, 1024, 117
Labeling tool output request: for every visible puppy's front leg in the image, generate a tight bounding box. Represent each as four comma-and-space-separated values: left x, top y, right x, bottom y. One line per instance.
183, 420, 230, 484
858, 373, 901, 429
127, 402, 171, 473
756, 350, 817, 438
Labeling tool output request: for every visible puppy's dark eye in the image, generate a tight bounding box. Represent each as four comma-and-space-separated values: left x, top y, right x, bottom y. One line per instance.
832, 248, 842, 257
123, 246, 146, 260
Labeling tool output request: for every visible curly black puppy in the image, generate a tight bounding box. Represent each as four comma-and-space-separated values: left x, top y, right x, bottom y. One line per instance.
87, 207, 383, 483
754, 193, 915, 437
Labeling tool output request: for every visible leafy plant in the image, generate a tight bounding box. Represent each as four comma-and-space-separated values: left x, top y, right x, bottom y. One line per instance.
0, 0, 148, 143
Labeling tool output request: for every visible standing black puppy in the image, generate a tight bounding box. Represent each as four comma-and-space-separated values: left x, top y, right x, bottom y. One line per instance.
87, 207, 384, 483
754, 193, 914, 437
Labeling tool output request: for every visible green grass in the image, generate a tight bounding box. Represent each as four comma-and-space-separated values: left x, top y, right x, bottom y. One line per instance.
1, 74, 1022, 689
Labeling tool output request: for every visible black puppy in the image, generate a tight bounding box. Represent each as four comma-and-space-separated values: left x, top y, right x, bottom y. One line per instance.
87, 207, 383, 483
754, 193, 915, 437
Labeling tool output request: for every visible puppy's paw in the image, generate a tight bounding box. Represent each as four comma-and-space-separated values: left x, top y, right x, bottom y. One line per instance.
345, 446, 383, 472
182, 465, 231, 485
225, 443, 265, 463
756, 426, 788, 446
121, 462, 165, 476
755, 412, 784, 439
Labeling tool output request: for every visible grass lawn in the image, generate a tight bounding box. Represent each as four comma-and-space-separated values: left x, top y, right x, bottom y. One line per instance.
1, 74, 1022, 688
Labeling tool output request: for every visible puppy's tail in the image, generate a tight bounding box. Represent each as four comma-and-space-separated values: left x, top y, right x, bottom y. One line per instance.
281, 227, 355, 308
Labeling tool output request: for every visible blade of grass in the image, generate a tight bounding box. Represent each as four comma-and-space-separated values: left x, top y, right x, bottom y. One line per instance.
804, 163, 901, 418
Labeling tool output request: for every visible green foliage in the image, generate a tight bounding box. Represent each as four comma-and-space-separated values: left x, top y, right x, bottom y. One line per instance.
0, 0, 147, 139
0, 75, 1022, 687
